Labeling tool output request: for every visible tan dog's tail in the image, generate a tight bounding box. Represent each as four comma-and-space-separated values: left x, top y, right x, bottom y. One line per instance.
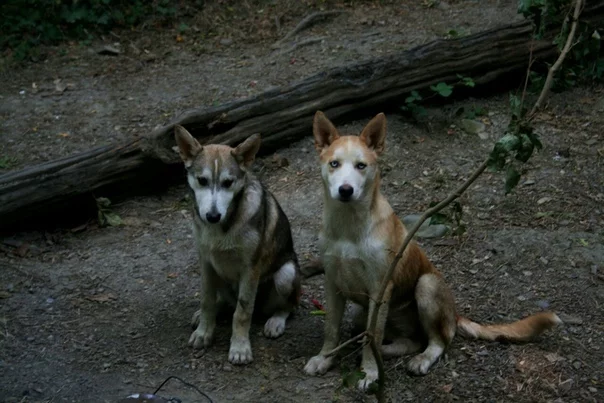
300, 258, 325, 279
456, 311, 562, 342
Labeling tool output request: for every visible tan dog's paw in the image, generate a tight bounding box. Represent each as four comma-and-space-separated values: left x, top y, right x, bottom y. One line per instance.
264, 316, 286, 338
188, 326, 214, 349
190, 309, 201, 328
304, 355, 334, 375
228, 338, 253, 365
407, 353, 433, 375
357, 369, 379, 393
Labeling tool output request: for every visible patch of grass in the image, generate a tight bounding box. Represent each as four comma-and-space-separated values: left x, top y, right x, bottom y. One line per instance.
0, 156, 17, 169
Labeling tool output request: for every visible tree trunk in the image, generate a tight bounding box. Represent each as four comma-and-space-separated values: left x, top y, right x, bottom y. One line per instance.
2, 4, 604, 231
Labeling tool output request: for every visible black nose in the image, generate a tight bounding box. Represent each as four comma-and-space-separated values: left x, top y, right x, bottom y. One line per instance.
206, 212, 222, 223
338, 184, 354, 199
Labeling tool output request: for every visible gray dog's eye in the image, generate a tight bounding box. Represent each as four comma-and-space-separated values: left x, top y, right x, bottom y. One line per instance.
198, 177, 209, 187
222, 179, 234, 189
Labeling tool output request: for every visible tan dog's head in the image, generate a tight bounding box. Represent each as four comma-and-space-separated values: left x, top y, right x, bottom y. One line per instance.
175, 125, 261, 224
312, 111, 386, 203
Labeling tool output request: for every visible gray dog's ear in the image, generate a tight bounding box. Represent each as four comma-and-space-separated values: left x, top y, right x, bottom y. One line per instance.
175, 125, 202, 167
232, 134, 261, 168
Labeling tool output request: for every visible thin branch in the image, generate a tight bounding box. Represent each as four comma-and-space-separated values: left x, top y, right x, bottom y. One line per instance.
271, 11, 343, 49
277, 36, 326, 55
367, 157, 490, 401
323, 331, 367, 358
530, 0, 584, 117
368, 337, 386, 402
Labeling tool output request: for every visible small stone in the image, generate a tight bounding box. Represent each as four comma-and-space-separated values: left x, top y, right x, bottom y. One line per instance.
539, 257, 549, 265
558, 378, 573, 392
103, 362, 111, 369
517, 295, 527, 301
460, 119, 488, 139
220, 38, 233, 46
97, 45, 121, 56
588, 387, 597, 393
537, 197, 552, 205
585, 138, 598, 146
222, 363, 233, 372
572, 360, 582, 369
558, 313, 583, 325
522, 179, 535, 186
523, 271, 533, 276
536, 300, 550, 309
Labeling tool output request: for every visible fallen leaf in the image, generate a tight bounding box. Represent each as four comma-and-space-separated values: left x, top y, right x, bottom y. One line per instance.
310, 310, 326, 316
14, 243, 29, 257
167, 272, 178, 279
166, 239, 172, 244
176, 34, 184, 42
537, 197, 552, 205
442, 384, 453, 393
545, 352, 564, 363
0, 291, 12, 299
311, 299, 325, 311
58, 132, 69, 137
86, 293, 117, 303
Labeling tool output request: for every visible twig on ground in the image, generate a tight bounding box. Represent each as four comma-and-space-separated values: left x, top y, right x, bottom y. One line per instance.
324, 331, 367, 358
530, 0, 584, 117
272, 11, 344, 48
277, 36, 326, 55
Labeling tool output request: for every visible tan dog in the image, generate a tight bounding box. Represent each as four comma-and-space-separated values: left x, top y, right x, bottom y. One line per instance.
303, 111, 561, 392
175, 126, 301, 365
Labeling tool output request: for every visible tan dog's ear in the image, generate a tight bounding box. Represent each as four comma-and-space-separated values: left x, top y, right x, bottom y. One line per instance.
359, 113, 386, 154
175, 125, 202, 167
232, 133, 261, 168
313, 111, 340, 152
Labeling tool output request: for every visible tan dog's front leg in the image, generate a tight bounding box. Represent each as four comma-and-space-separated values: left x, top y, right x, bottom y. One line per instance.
228, 270, 259, 365
358, 284, 392, 392
304, 279, 346, 375
189, 261, 219, 349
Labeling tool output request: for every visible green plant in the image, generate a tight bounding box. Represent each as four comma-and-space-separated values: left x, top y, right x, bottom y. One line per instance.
520, 0, 603, 86
0, 156, 18, 169
1, 0, 180, 60
400, 75, 475, 120
96, 197, 122, 227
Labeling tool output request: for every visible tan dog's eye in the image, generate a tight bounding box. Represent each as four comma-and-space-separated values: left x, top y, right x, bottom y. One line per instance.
329, 161, 340, 168
198, 177, 209, 187
356, 162, 366, 170
222, 179, 234, 189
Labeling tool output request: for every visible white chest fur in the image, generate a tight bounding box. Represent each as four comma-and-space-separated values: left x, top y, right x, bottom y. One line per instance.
193, 222, 259, 283
321, 234, 388, 305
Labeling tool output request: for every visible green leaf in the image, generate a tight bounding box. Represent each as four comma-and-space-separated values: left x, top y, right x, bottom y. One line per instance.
515, 133, 534, 163
505, 165, 521, 194
103, 212, 123, 227
310, 310, 326, 316
461, 76, 475, 87
430, 82, 454, 97
96, 197, 112, 209
341, 369, 366, 388
429, 212, 449, 226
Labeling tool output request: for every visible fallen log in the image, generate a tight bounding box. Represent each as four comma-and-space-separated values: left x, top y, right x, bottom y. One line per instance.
2, 3, 604, 231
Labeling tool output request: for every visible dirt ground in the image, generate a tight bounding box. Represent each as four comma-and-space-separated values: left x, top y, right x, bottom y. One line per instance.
1, 1, 603, 402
